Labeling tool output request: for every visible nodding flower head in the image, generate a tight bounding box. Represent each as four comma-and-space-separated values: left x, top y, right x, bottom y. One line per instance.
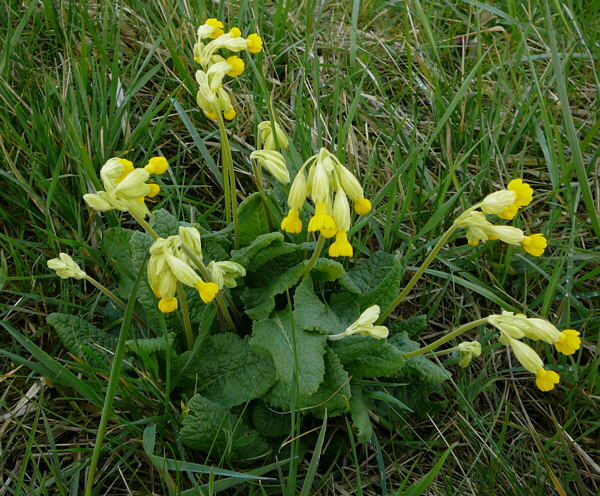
283, 148, 371, 256
47, 253, 86, 280
84, 156, 167, 219
481, 179, 533, 220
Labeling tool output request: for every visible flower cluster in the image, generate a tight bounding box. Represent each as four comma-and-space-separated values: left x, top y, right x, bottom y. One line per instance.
488, 311, 581, 391
83, 157, 168, 219
454, 179, 547, 257
193, 18, 263, 121
250, 121, 290, 184
147, 226, 221, 313
281, 148, 372, 257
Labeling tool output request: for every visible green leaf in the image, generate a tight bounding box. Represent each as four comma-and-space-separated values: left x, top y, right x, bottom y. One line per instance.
237, 192, 272, 246
339, 251, 402, 309
47, 313, 116, 363
388, 315, 428, 339
330, 335, 386, 365
349, 385, 372, 444
251, 312, 327, 396
102, 227, 136, 290
179, 395, 269, 460
174, 333, 277, 408
241, 258, 344, 320
265, 349, 350, 417
125, 334, 175, 354
149, 208, 179, 237
400, 443, 456, 496
252, 403, 290, 438
293, 278, 347, 335
391, 332, 451, 384
230, 232, 285, 266
345, 342, 406, 378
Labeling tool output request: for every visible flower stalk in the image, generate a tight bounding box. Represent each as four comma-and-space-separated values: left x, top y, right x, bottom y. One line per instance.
216, 111, 240, 248
301, 235, 326, 278
404, 318, 489, 359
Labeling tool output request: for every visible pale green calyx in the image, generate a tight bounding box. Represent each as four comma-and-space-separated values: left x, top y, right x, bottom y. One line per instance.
250, 150, 290, 184
328, 305, 389, 341
457, 341, 482, 367
207, 260, 246, 288
47, 253, 86, 280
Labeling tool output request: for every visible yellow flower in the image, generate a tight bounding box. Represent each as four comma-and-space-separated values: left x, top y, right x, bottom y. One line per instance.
144, 156, 169, 175
47, 253, 86, 280
481, 179, 533, 220
505, 336, 559, 391
229, 27, 241, 38
147, 184, 160, 197
281, 208, 302, 233
226, 55, 245, 77
195, 281, 219, 303
308, 202, 336, 238
521, 233, 547, 257
115, 158, 134, 182
205, 18, 224, 39
246, 33, 263, 53
223, 108, 236, 120
158, 296, 178, 313
554, 329, 581, 355
535, 369, 560, 392
354, 198, 371, 215
329, 230, 353, 257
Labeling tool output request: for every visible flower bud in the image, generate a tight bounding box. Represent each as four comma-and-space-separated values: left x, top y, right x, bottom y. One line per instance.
47, 253, 86, 280
251, 150, 290, 184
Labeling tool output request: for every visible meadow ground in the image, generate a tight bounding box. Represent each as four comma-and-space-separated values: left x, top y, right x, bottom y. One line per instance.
1, 0, 598, 494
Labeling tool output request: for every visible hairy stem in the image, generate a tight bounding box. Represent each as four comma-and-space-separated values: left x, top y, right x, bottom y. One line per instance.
301, 235, 326, 278
216, 112, 239, 249
404, 318, 489, 359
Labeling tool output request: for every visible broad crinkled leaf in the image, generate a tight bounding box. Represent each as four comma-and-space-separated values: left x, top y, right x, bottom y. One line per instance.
179, 395, 269, 460
174, 333, 276, 408
237, 192, 273, 246
264, 349, 350, 417
149, 208, 179, 237
252, 403, 291, 438
345, 341, 406, 378
391, 332, 452, 383
293, 278, 346, 335
339, 251, 402, 309
350, 385, 372, 444
388, 315, 428, 339
230, 232, 285, 266
330, 334, 386, 365
102, 228, 136, 295
47, 313, 116, 362
242, 258, 344, 320
250, 312, 327, 396
126, 333, 175, 354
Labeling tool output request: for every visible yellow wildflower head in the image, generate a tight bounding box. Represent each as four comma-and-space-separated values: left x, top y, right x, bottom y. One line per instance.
205, 18, 224, 39
195, 280, 219, 303
281, 208, 303, 234
481, 179, 533, 220
308, 201, 336, 238
229, 27, 241, 38
158, 296, 178, 313
554, 329, 581, 356
147, 184, 160, 197
145, 156, 169, 175
354, 198, 371, 215
504, 335, 559, 391
328, 230, 353, 257
246, 33, 263, 53
521, 233, 547, 257
226, 55, 245, 77
535, 369, 560, 392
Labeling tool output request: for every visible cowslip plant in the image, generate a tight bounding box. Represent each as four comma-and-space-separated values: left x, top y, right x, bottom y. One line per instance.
43, 17, 583, 473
